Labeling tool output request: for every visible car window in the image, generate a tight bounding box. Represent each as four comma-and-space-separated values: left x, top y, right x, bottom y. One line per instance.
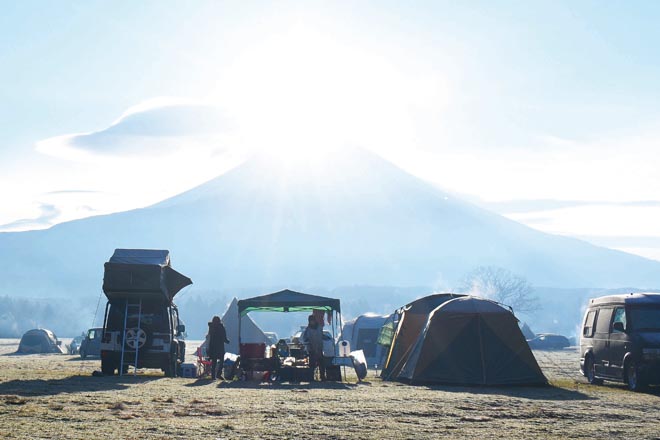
595, 308, 613, 334
612, 308, 626, 333
88, 330, 96, 339
583, 310, 597, 337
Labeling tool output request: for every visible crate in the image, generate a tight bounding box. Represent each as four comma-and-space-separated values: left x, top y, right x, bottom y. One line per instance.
180, 363, 197, 378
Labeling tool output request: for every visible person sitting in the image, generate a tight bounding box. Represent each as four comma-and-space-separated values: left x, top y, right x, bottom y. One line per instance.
207, 316, 229, 380
301, 315, 326, 381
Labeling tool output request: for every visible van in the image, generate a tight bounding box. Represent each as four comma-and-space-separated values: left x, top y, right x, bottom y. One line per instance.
79, 327, 102, 359
99, 249, 192, 377
580, 293, 660, 391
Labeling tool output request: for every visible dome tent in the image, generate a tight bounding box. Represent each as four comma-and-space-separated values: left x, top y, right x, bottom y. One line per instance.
381, 293, 464, 380
398, 296, 547, 386
17, 328, 65, 354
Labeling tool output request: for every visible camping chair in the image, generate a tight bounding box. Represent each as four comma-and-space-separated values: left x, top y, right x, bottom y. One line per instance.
196, 346, 213, 378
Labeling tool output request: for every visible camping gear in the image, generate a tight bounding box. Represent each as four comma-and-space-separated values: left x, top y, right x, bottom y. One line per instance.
350, 349, 368, 380
397, 296, 547, 386
236, 289, 342, 382
17, 328, 65, 354
180, 363, 197, 378
102, 249, 192, 303
381, 293, 464, 379
338, 340, 350, 357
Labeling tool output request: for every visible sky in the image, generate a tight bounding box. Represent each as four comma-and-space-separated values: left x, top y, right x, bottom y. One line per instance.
2, 1, 660, 260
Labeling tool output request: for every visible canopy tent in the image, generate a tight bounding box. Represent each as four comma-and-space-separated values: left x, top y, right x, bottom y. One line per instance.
381, 293, 464, 380
237, 289, 341, 316
397, 296, 547, 386
102, 249, 192, 303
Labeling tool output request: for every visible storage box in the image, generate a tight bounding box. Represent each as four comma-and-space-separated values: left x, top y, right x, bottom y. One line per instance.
180, 363, 197, 378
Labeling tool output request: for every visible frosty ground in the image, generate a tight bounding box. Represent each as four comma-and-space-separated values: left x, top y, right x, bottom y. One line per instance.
1, 339, 659, 439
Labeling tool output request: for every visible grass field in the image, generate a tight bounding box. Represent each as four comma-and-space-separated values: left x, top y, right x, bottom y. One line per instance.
1, 339, 659, 439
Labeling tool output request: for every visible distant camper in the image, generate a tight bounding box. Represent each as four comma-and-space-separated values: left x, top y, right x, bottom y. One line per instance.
580, 292, 660, 391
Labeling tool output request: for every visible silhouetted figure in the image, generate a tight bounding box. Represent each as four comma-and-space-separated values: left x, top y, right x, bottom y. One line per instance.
207, 316, 229, 380
302, 314, 326, 381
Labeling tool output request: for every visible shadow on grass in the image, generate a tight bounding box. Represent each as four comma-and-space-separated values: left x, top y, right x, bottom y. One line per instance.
0, 375, 162, 397
414, 382, 595, 401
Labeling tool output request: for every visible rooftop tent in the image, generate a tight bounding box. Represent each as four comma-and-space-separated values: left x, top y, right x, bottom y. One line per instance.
342, 313, 391, 367
102, 249, 192, 302
398, 296, 547, 386
17, 328, 64, 354
237, 289, 341, 315
381, 293, 465, 380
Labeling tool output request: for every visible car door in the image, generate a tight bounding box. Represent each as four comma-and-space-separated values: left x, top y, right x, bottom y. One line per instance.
607, 307, 628, 379
592, 307, 613, 376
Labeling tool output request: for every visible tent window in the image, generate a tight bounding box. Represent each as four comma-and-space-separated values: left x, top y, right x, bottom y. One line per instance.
583, 310, 596, 338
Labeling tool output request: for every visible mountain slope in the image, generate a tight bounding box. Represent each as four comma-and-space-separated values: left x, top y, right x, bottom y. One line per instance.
2, 148, 660, 297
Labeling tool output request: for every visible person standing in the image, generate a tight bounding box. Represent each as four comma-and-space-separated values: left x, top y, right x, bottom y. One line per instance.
207, 316, 229, 380
302, 314, 326, 381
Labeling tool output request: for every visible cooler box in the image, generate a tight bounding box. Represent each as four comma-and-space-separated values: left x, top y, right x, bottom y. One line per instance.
180, 363, 197, 378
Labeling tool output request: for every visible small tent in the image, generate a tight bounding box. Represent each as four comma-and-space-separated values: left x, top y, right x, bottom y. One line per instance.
398, 296, 547, 385
381, 293, 464, 379
342, 313, 390, 367
17, 328, 64, 354
221, 298, 270, 355
200, 298, 270, 355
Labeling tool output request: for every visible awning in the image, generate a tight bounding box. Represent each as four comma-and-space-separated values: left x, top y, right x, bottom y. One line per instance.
237, 289, 341, 316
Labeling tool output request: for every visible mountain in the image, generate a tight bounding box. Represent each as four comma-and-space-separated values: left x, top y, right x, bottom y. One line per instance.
2, 147, 660, 298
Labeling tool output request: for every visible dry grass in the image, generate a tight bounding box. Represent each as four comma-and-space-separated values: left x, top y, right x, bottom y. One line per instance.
1, 339, 659, 439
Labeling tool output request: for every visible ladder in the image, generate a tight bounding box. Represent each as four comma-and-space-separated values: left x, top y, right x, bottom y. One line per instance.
119, 298, 143, 377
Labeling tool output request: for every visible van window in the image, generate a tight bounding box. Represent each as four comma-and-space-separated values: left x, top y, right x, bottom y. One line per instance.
595, 308, 613, 334
88, 329, 96, 339
583, 310, 597, 337
612, 308, 626, 333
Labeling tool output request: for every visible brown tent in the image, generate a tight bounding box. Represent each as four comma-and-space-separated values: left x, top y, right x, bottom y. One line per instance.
381, 293, 464, 380
398, 296, 547, 385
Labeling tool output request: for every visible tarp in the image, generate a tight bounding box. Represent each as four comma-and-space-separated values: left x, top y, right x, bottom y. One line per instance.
237, 289, 341, 315
397, 296, 547, 386
381, 293, 464, 379
102, 249, 192, 302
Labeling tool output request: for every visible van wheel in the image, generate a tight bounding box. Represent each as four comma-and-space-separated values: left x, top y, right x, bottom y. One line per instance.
585, 355, 603, 385
626, 360, 647, 392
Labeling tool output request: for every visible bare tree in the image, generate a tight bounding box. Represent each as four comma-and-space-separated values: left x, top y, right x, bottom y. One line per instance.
458, 266, 540, 314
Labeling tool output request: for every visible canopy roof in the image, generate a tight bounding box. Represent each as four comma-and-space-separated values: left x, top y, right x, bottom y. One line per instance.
238, 289, 341, 316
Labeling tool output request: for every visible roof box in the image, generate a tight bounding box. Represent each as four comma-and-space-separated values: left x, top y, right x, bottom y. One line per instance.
102, 249, 192, 302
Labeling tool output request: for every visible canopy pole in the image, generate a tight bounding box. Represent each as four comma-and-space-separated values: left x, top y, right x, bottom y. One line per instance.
238, 304, 242, 349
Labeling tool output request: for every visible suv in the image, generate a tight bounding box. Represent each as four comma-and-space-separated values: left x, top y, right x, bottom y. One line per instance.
80, 327, 102, 359
100, 249, 192, 377
580, 292, 660, 391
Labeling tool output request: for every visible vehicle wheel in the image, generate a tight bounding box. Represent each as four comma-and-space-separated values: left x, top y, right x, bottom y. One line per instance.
80, 350, 87, 360
164, 355, 178, 378
585, 355, 603, 385
626, 360, 647, 392
124, 328, 148, 350
101, 359, 115, 376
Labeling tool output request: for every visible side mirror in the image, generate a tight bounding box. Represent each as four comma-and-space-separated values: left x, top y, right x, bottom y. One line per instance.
613, 322, 625, 333
177, 324, 186, 334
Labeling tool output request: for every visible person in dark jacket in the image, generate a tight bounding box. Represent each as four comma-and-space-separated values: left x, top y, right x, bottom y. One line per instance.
207, 316, 229, 380
301, 314, 326, 381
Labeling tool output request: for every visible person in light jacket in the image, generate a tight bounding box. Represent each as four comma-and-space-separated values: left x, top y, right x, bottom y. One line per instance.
207, 316, 229, 380
301, 314, 326, 381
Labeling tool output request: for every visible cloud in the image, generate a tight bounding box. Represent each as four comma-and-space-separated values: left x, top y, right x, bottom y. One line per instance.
36, 98, 232, 160
0, 204, 60, 232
